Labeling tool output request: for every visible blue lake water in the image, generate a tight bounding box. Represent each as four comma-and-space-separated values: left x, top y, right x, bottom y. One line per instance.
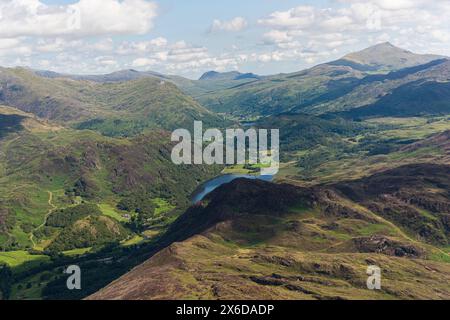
191, 174, 274, 203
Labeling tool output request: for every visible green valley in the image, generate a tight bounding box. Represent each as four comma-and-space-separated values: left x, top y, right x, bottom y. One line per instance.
1, 41, 449, 301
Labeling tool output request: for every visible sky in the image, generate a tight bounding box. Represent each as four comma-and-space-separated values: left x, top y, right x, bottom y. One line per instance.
0, 0, 449, 79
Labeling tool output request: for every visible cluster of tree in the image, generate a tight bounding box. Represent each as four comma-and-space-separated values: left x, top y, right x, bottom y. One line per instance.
117, 194, 157, 232
76, 117, 156, 138
0, 265, 12, 300
357, 135, 418, 156
47, 216, 128, 252
0, 114, 25, 138
72, 176, 100, 200
46, 203, 102, 228
0, 206, 18, 251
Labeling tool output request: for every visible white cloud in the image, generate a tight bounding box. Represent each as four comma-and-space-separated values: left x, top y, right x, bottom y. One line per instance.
0, 38, 21, 50
118, 37, 169, 55
95, 56, 118, 66
89, 38, 115, 52
210, 17, 247, 32
258, 6, 316, 29
150, 37, 168, 47
0, 37, 32, 56
132, 57, 158, 67
38, 59, 51, 68
116, 37, 244, 76
263, 30, 293, 44
256, 1, 450, 67
1, 0, 450, 77
338, 0, 428, 11
320, 16, 353, 29
431, 30, 450, 42
36, 38, 82, 53
0, 0, 158, 38
168, 47, 209, 63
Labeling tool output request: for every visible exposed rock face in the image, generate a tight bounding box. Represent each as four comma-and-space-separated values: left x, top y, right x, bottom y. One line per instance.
351, 236, 423, 258
332, 164, 450, 245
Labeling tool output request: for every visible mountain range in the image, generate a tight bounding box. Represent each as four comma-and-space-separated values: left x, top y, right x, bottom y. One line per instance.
0, 42, 449, 300
23, 42, 450, 121
0, 67, 225, 136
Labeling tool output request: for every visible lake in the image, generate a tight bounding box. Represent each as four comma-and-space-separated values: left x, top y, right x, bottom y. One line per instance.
191, 174, 274, 203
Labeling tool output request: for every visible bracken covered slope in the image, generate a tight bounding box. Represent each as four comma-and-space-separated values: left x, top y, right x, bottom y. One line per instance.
89, 164, 450, 300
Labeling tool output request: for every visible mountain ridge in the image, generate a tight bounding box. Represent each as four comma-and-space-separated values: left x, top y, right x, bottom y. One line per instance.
0, 67, 226, 136
2, 42, 450, 300
88, 163, 450, 300
193, 45, 450, 118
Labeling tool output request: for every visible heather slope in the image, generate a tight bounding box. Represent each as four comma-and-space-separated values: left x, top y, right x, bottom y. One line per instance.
89, 164, 450, 300
0, 106, 221, 252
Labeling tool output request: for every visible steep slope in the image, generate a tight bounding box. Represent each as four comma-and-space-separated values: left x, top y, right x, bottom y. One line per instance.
0, 67, 225, 136
73, 77, 226, 136
89, 164, 450, 300
311, 59, 450, 116
194, 44, 450, 118
256, 113, 367, 157
400, 130, 450, 154
332, 164, 450, 245
0, 106, 221, 251
0, 67, 101, 121
338, 80, 450, 118
197, 64, 366, 117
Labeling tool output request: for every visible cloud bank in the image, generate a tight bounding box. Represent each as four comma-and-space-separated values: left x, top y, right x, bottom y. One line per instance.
0, 0, 449, 77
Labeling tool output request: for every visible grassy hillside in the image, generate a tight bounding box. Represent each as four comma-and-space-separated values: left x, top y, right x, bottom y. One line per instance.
339, 80, 450, 118
74, 77, 227, 136
0, 68, 225, 136
196, 64, 366, 117
1, 43, 450, 300
276, 116, 450, 185
256, 113, 369, 158
34, 69, 261, 99
0, 106, 222, 254
193, 45, 450, 119
89, 166, 450, 300
47, 214, 129, 252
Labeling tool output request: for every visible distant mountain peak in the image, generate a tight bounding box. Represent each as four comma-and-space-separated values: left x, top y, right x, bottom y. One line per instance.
374, 41, 396, 48
347, 42, 411, 57
199, 70, 260, 81
330, 42, 447, 72
199, 71, 239, 81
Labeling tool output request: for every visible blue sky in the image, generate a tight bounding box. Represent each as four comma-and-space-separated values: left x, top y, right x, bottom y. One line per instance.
1, 0, 449, 78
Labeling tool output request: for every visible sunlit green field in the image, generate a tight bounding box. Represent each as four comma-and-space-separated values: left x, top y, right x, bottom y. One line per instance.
98, 203, 129, 222
0, 251, 50, 269
277, 116, 450, 185
121, 235, 144, 247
